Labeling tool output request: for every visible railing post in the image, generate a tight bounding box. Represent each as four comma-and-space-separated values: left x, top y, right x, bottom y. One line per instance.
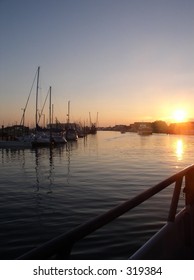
185, 167, 194, 206
168, 177, 182, 222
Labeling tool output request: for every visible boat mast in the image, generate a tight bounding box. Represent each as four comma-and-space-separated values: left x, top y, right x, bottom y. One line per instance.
96, 112, 98, 128
20, 67, 38, 128
35, 66, 40, 131
89, 112, 92, 128
49, 87, 52, 127
67, 100, 70, 124
52, 104, 54, 124
49, 86, 52, 142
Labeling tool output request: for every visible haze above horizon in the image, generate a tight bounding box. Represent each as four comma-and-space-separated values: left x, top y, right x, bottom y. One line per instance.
0, 0, 194, 127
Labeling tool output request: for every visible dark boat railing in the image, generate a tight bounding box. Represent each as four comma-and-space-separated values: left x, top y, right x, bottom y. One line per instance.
17, 164, 194, 260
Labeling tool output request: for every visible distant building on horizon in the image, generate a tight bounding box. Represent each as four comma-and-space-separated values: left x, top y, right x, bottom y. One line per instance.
168, 122, 194, 135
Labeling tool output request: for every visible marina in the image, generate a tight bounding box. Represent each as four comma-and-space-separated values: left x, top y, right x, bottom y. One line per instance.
1, 131, 194, 259
0, 3, 193, 276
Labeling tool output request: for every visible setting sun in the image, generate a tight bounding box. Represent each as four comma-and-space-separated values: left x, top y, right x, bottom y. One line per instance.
172, 109, 187, 123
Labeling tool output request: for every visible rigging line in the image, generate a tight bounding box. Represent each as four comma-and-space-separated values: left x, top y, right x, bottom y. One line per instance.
20, 68, 39, 126
37, 87, 50, 125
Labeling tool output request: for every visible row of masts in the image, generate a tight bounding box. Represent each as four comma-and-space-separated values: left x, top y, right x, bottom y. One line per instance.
20, 67, 98, 133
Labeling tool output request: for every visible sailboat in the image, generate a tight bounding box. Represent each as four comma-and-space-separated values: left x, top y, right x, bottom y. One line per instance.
89, 112, 98, 134
0, 67, 66, 149
31, 68, 53, 147
52, 132, 67, 144
65, 101, 78, 141
0, 68, 41, 149
31, 71, 67, 147
0, 136, 33, 149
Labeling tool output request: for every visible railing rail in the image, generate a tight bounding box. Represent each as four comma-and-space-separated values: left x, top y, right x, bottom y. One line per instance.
17, 164, 194, 260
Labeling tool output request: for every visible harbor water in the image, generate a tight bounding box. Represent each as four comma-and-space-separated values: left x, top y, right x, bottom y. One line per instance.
0, 131, 194, 260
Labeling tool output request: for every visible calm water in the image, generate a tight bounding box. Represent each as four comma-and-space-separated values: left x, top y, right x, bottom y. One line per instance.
0, 131, 194, 260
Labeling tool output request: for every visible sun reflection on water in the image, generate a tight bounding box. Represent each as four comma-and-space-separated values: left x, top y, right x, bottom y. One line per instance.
176, 139, 184, 160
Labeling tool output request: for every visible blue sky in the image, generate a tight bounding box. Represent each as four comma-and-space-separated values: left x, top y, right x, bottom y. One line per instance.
0, 0, 194, 127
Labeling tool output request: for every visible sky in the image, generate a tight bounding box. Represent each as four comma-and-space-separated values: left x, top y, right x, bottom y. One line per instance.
0, 0, 194, 127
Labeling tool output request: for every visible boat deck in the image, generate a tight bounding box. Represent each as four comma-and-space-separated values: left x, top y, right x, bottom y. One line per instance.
130, 206, 194, 259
